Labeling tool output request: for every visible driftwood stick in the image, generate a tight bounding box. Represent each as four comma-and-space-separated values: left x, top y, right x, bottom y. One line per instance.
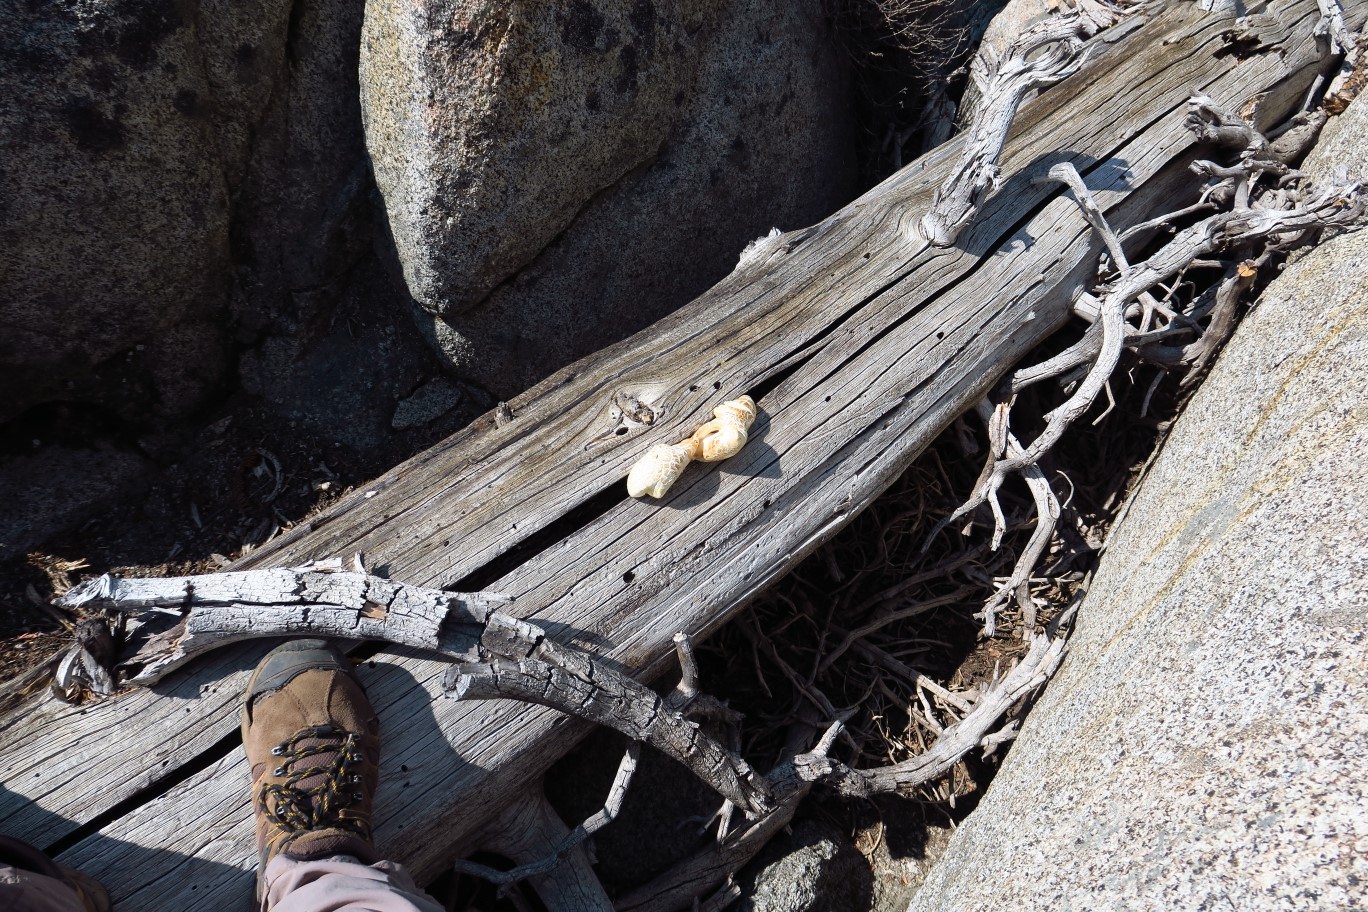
53, 564, 504, 685
671, 632, 702, 703
973, 400, 1060, 638
1009, 315, 1104, 394
927, 167, 1128, 567
445, 649, 774, 817
791, 632, 1067, 798
51, 565, 772, 827
1040, 162, 1131, 269
1318, 0, 1359, 53
471, 784, 615, 912
454, 743, 640, 891
920, 12, 1091, 246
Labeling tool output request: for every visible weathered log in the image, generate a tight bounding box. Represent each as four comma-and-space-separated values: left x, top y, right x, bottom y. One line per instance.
1, 2, 1360, 909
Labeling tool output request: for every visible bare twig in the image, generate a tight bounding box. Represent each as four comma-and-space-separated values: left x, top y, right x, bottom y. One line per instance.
973, 401, 1060, 637
817, 588, 972, 673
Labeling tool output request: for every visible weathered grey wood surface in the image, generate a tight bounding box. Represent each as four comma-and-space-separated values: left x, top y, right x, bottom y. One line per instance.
0, 2, 1356, 907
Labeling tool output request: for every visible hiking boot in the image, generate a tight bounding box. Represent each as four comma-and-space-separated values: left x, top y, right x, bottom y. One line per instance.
0, 836, 111, 912
241, 640, 380, 898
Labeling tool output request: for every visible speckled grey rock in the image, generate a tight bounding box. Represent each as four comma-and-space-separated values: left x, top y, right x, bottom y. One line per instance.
736, 820, 872, 912
0, 0, 234, 424
906, 100, 1368, 912
361, 0, 857, 396
392, 378, 465, 429
0, 0, 377, 428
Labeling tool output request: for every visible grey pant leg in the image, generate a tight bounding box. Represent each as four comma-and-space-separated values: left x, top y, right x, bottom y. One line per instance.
0, 865, 86, 912
264, 854, 445, 912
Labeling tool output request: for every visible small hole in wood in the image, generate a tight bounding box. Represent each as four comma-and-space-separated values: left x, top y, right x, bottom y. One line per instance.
825, 396, 831, 403
615, 427, 628, 436
936, 331, 944, 340
713, 381, 721, 390
863, 252, 871, 259
689, 385, 698, 392
623, 570, 635, 584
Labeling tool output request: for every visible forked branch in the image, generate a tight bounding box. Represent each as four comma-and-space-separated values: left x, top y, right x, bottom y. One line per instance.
933, 94, 1364, 638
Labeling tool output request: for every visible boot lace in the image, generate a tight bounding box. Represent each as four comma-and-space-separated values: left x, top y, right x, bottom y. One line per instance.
259, 724, 370, 838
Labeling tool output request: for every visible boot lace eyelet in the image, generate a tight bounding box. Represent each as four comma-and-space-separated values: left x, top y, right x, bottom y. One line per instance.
271, 746, 286, 756
274, 766, 286, 776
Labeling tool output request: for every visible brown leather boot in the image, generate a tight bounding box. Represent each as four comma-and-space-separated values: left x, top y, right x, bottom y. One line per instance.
241, 640, 380, 901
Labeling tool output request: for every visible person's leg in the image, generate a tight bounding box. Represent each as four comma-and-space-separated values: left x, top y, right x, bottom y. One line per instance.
242, 639, 443, 912
263, 855, 443, 912
0, 837, 109, 912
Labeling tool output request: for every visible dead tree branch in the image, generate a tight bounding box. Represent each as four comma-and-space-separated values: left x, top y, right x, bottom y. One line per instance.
445, 629, 776, 817
54, 560, 1067, 907
781, 632, 1067, 798
467, 783, 616, 912
454, 744, 639, 893
53, 562, 505, 685
920, 12, 1092, 246
930, 94, 1364, 638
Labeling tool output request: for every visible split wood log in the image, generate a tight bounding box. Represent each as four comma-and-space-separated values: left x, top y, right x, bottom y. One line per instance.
1, 2, 1361, 909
